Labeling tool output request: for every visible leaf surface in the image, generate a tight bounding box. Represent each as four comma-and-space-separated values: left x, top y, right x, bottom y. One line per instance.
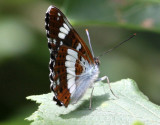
26, 79, 160, 125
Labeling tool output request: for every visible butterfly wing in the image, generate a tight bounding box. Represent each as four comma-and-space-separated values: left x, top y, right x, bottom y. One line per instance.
45, 6, 94, 62
45, 5, 94, 107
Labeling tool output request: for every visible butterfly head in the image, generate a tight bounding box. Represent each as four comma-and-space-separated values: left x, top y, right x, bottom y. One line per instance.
94, 57, 100, 66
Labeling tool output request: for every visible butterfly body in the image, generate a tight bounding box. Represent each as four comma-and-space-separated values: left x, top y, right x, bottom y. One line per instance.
45, 5, 100, 107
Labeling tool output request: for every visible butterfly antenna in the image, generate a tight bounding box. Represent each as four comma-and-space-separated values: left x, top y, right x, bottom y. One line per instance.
86, 29, 95, 58
98, 33, 136, 58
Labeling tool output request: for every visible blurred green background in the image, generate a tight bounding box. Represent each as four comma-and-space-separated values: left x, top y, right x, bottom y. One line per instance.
0, 0, 160, 124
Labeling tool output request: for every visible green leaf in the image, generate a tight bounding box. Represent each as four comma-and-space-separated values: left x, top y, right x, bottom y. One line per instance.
52, 0, 160, 33
26, 79, 160, 125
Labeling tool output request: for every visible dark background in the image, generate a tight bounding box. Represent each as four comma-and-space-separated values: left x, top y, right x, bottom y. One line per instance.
0, 0, 160, 124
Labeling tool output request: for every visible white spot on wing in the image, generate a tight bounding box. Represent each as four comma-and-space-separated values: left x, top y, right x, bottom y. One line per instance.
65, 61, 75, 68
67, 49, 78, 59
46, 30, 49, 36
67, 67, 75, 71
76, 43, 81, 51
60, 27, 69, 35
67, 68, 75, 76
67, 74, 74, 80
63, 23, 70, 31
66, 55, 76, 62
57, 78, 60, 85
60, 41, 63, 45
53, 39, 56, 44
58, 13, 61, 16
58, 32, 66, 39
57, 17, 59, 20
48, 38, 52, 43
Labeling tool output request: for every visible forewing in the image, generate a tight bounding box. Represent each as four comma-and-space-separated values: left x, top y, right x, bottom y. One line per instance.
45, 5, 94, 63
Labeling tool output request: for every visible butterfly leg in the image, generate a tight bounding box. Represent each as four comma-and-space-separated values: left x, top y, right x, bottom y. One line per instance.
89, 87, 94, 110
97, 76, 118, 98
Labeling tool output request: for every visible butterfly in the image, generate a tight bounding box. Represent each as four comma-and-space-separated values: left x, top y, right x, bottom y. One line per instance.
45, 5, 118, 108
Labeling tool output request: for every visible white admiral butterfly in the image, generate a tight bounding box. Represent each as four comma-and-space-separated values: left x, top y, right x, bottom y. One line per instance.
45, 5, 135, 108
